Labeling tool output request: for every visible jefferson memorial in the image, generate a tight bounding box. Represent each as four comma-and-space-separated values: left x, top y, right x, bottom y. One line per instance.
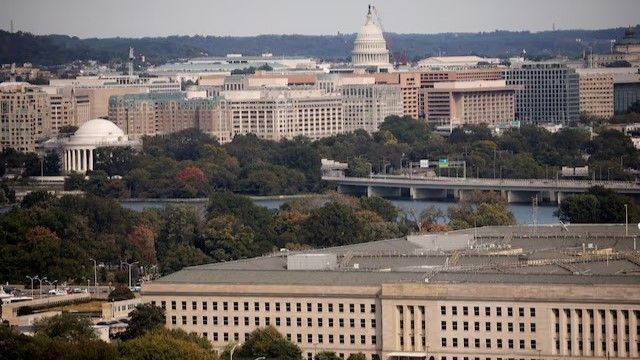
43, 119, 140, 174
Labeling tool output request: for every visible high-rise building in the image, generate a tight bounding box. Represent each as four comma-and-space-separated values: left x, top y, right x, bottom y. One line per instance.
575, 70, 614, 119
109, 93, 211, 139
423, 80, 518, 126
503, 63, 580, 125
219, 89, 343, 141
0, 82, 50, 152
341, 82, 403, 133
142, 224, 640, 360
351, 6, 391, 72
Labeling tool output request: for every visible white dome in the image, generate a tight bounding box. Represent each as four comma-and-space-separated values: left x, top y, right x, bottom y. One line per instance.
352, 7, 390, 68
74, 118, 125, 137
67, 118, 128, 146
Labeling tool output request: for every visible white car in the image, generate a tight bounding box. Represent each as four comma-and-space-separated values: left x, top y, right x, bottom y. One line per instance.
48, 289, 67, 296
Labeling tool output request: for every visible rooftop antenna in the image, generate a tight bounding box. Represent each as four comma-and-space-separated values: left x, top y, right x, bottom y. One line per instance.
10, 19, 14, 33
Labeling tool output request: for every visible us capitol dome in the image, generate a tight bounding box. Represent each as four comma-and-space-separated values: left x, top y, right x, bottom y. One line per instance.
351, 5, 392, 71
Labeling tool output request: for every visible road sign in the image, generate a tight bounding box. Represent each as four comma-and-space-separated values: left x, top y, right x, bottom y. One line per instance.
419, 159, 429, 168
438, 159, 449, 168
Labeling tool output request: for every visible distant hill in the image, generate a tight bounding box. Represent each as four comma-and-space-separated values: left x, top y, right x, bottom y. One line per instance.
0, 26, 637, 66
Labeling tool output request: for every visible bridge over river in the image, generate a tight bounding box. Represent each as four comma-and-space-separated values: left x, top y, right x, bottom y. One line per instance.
323, 175, 640, 203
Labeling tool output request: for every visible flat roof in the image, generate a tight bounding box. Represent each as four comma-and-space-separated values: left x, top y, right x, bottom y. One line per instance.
154, 224, 640, 287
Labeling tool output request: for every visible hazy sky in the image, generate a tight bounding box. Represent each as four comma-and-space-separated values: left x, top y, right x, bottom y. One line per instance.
1, 0, 639, 38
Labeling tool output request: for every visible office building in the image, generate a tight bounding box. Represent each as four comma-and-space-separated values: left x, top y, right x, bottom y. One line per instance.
351, 6, 392, 72
143, 224, 640, 360
575, 70, 614, 119
0, 82, 50, 152
416, 56, 501, 71
423, 80, 517, 126
588, 27, 640, 68
614, 73, 640, 113
503, 63, 580, 124
341, 82, 402, 133
219, 89, 343, 141
0, 82, 93, 152
108, 93, 214, 139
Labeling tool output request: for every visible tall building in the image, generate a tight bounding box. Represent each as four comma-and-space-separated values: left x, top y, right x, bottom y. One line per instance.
351, 6, 391, 72
341, 82, 403, 133
0, 82, 50, 152
142, 224, 640, 360
109, 93, 212, 139
614, 73, 640, 113
423, 80, 517, 126
575, 70, 614, 119
503, 63, 580, 125
219, 89, 344, 141
0, 82, 93, 152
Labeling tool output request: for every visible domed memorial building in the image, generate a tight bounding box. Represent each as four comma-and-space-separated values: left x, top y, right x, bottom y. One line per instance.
351, 5, 392, 72
43, 119, 140, 174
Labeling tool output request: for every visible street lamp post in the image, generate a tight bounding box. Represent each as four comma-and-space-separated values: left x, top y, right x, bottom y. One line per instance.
121, 261, 139, 289
26, 275, 37, 297
37, 277, 46, 298
625, 204, 629, 236
89, 258, 98, 294
44, 279, 57, 294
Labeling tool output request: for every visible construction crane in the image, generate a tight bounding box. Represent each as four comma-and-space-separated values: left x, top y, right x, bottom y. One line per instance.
369, 5, 405, 67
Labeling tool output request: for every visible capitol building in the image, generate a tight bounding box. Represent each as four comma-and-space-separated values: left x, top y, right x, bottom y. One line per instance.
352, 5, 392, 72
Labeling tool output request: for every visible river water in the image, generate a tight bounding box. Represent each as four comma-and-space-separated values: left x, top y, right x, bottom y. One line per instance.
120, 197, 559, 225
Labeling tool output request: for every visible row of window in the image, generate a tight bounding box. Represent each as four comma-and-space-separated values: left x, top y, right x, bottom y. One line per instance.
441, 337, 537, 350
441, 320, 536, 333
440, 305, 536, 318
157, 300, 376, 314
170, 314, 377, 329
201, 330, 377, 346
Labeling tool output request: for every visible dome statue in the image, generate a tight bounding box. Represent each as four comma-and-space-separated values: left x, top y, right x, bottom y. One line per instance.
352, 5, 391, 69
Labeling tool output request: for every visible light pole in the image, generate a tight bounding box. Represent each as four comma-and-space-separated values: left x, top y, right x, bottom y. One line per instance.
44, 279, 57, 294
624, 204, 629, 236
230, 344, 238, 360
121, 261, 139, 289
37, 277, 46, 298
26, 275, 37, 297
89, 258, 98, 294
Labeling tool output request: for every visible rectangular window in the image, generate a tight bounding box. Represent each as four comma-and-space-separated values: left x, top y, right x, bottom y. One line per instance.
519, 339, 525, 349
442, 338, 447, 347
497, 339, 502, 348
485, 322, 491, 331
171, 315, 176, 325
317, 303, 322, 312
171, 301, 176, 310
349, 304, 355, 313
328, 304, 333, 312
350, 319, 355, 328
474, 307, 479, 316
234, 317, 239, 326
452, 321, 458, 330
223, 302, 228, 311
441, 321, 447, 330
531, 340, 537, 349
244, 302, 249, 311
519, 308, 525, 317
255, 302, 260, 311
202, 302, 207, 311
441, 306, 447, 315
530, 308, 536, 317
371, 304, 376, 313
360, 319, 366, 328
265, 303, 270, 311
507, 307, 513, 317
297, 303, 302, 312
223, 317, 228, 325
286, 303, 291, 312
192, 302, 197, 310
485, 307, 490, 316
372, 336, 377, 345
339, 304, 344, 313
203, 316, 208, 325
233, 302, 238, 311
307, 303, 312, 312
350, 335, 355, 344
474, 338, 480, 348
181, 301, 186, 311
360, 335, 366, 344
360, 304, 365, 313
496, 307, 502, 316
463, 306, 468, 316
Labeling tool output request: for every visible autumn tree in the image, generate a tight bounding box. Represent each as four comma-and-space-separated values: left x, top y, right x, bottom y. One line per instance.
127, 224, 157, 265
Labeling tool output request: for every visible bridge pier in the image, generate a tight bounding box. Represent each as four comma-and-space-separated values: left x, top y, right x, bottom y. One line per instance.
410, 187, 447, 200
367, 186, 401, 198
507, 190, 539, 203
337, 184, 367, 197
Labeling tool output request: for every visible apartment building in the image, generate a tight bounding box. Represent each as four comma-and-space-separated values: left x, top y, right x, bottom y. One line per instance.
423, 80, 517, 126
576, 70, 614, 119
503, 63, 580, 125
108, 93, 213, 139
143, 224, 640, 360
219, 89, 343, 141
0, 82, 50, 152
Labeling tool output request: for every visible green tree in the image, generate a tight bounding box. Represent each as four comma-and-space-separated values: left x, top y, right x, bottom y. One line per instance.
359, 196, 398, 222
347, 353, 367, 360
557, 186, 640, 223
20, 190, 55, 209
159, 244, 210, 275
121, 304, 166, 340
64, 172, 86, 191
346, 156, 371, 177
203, 215, 257, 262
108, 286, 135, 302
33, 312, 97, 342
302, 202, 365, 247
232, 326, 301, 360
316, 351, 341, 360
118, 329, 218, 360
